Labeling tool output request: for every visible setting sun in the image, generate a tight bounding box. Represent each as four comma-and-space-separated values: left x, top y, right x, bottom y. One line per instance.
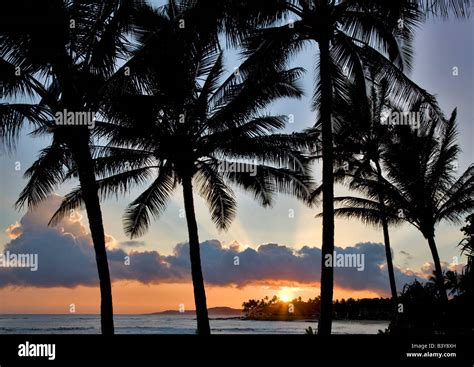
280, 294, 290, 302
278, 287, 298, 302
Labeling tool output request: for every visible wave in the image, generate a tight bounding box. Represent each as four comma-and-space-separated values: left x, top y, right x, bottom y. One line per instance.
213, 327, 257, 332
117, 326, 197, 334
119, 326, 195, 331
0, 326, 95, 332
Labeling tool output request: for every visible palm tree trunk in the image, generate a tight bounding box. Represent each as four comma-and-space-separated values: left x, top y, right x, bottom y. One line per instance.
375, 161, 398, 300
467, 257, 474, 328
59, 75, 114, 334
427, 234, 449, 303
182, 174, 211, 335
381, 217, 398, 300
73, 145, 114, 335
318, 37, 334, 336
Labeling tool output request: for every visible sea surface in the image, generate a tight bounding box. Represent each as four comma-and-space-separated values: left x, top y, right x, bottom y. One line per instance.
0, 314, 388, 334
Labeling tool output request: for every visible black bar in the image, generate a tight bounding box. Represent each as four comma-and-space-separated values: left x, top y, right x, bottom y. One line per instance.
0, 335, 471, 363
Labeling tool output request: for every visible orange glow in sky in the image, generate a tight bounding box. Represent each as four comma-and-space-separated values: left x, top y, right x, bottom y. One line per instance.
0, 281, 383, 314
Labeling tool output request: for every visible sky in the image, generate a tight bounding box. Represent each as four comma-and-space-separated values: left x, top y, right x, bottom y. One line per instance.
0, 2, 472, 314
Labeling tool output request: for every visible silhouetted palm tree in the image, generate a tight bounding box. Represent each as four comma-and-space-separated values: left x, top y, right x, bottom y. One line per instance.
335, 108, 473, 302
444, 270, 462, 297
49, 2, 315, 334
330, 79, 404, 301
329, 70, 444, 301
232, 0, 426, 334
0, 0, 150, 334
388, 114, 473, 302
220, 0, 471, 335
458, 214, 473, 311
459, 214, 474, 261
427, 269, 464, 297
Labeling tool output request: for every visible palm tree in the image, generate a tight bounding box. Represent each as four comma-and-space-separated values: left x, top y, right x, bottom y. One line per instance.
233, 0, 426, 334
458, 214, 473, 314
385, 112, 473, 302
329, 70, 445, 302
459, 214, 474, 266
330, 78, 403, 301
335, 109, 473, 302
233, 0, 470, 334
48, 3, 315, 334
0, 0, 150, 334
444, 270, 462, 297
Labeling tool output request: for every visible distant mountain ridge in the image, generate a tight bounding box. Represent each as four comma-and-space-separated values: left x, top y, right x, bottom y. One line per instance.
149, 307, 243, 316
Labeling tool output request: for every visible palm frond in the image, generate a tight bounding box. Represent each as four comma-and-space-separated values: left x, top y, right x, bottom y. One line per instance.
195, 162, 237, 230
0, 103, 53, 151
421, 0, 471, 18
123, 164, 176, 239
16, 140, 69, 209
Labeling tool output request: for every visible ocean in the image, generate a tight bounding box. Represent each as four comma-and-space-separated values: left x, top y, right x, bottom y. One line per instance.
0, 315, 388, 334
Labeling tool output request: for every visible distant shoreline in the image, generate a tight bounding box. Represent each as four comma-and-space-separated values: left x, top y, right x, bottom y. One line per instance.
145, 306, 391, 321
0, 313, 391, 321
147, 306, 243, 317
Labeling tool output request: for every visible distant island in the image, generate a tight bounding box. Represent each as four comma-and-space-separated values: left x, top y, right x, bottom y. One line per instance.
149, 306, 243, 317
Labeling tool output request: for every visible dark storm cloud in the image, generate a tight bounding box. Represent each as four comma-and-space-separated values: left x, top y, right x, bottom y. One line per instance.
0, 196, 419, 293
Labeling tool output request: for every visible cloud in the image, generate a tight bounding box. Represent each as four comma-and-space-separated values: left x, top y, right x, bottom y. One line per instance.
120, 241, 146, 248
1, 195, 427, 294
400, 250, 412, 259
1, 195, 99, 287
6, 223, 22, 240
416, 261, 464, 277
399, 250, 413, 267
